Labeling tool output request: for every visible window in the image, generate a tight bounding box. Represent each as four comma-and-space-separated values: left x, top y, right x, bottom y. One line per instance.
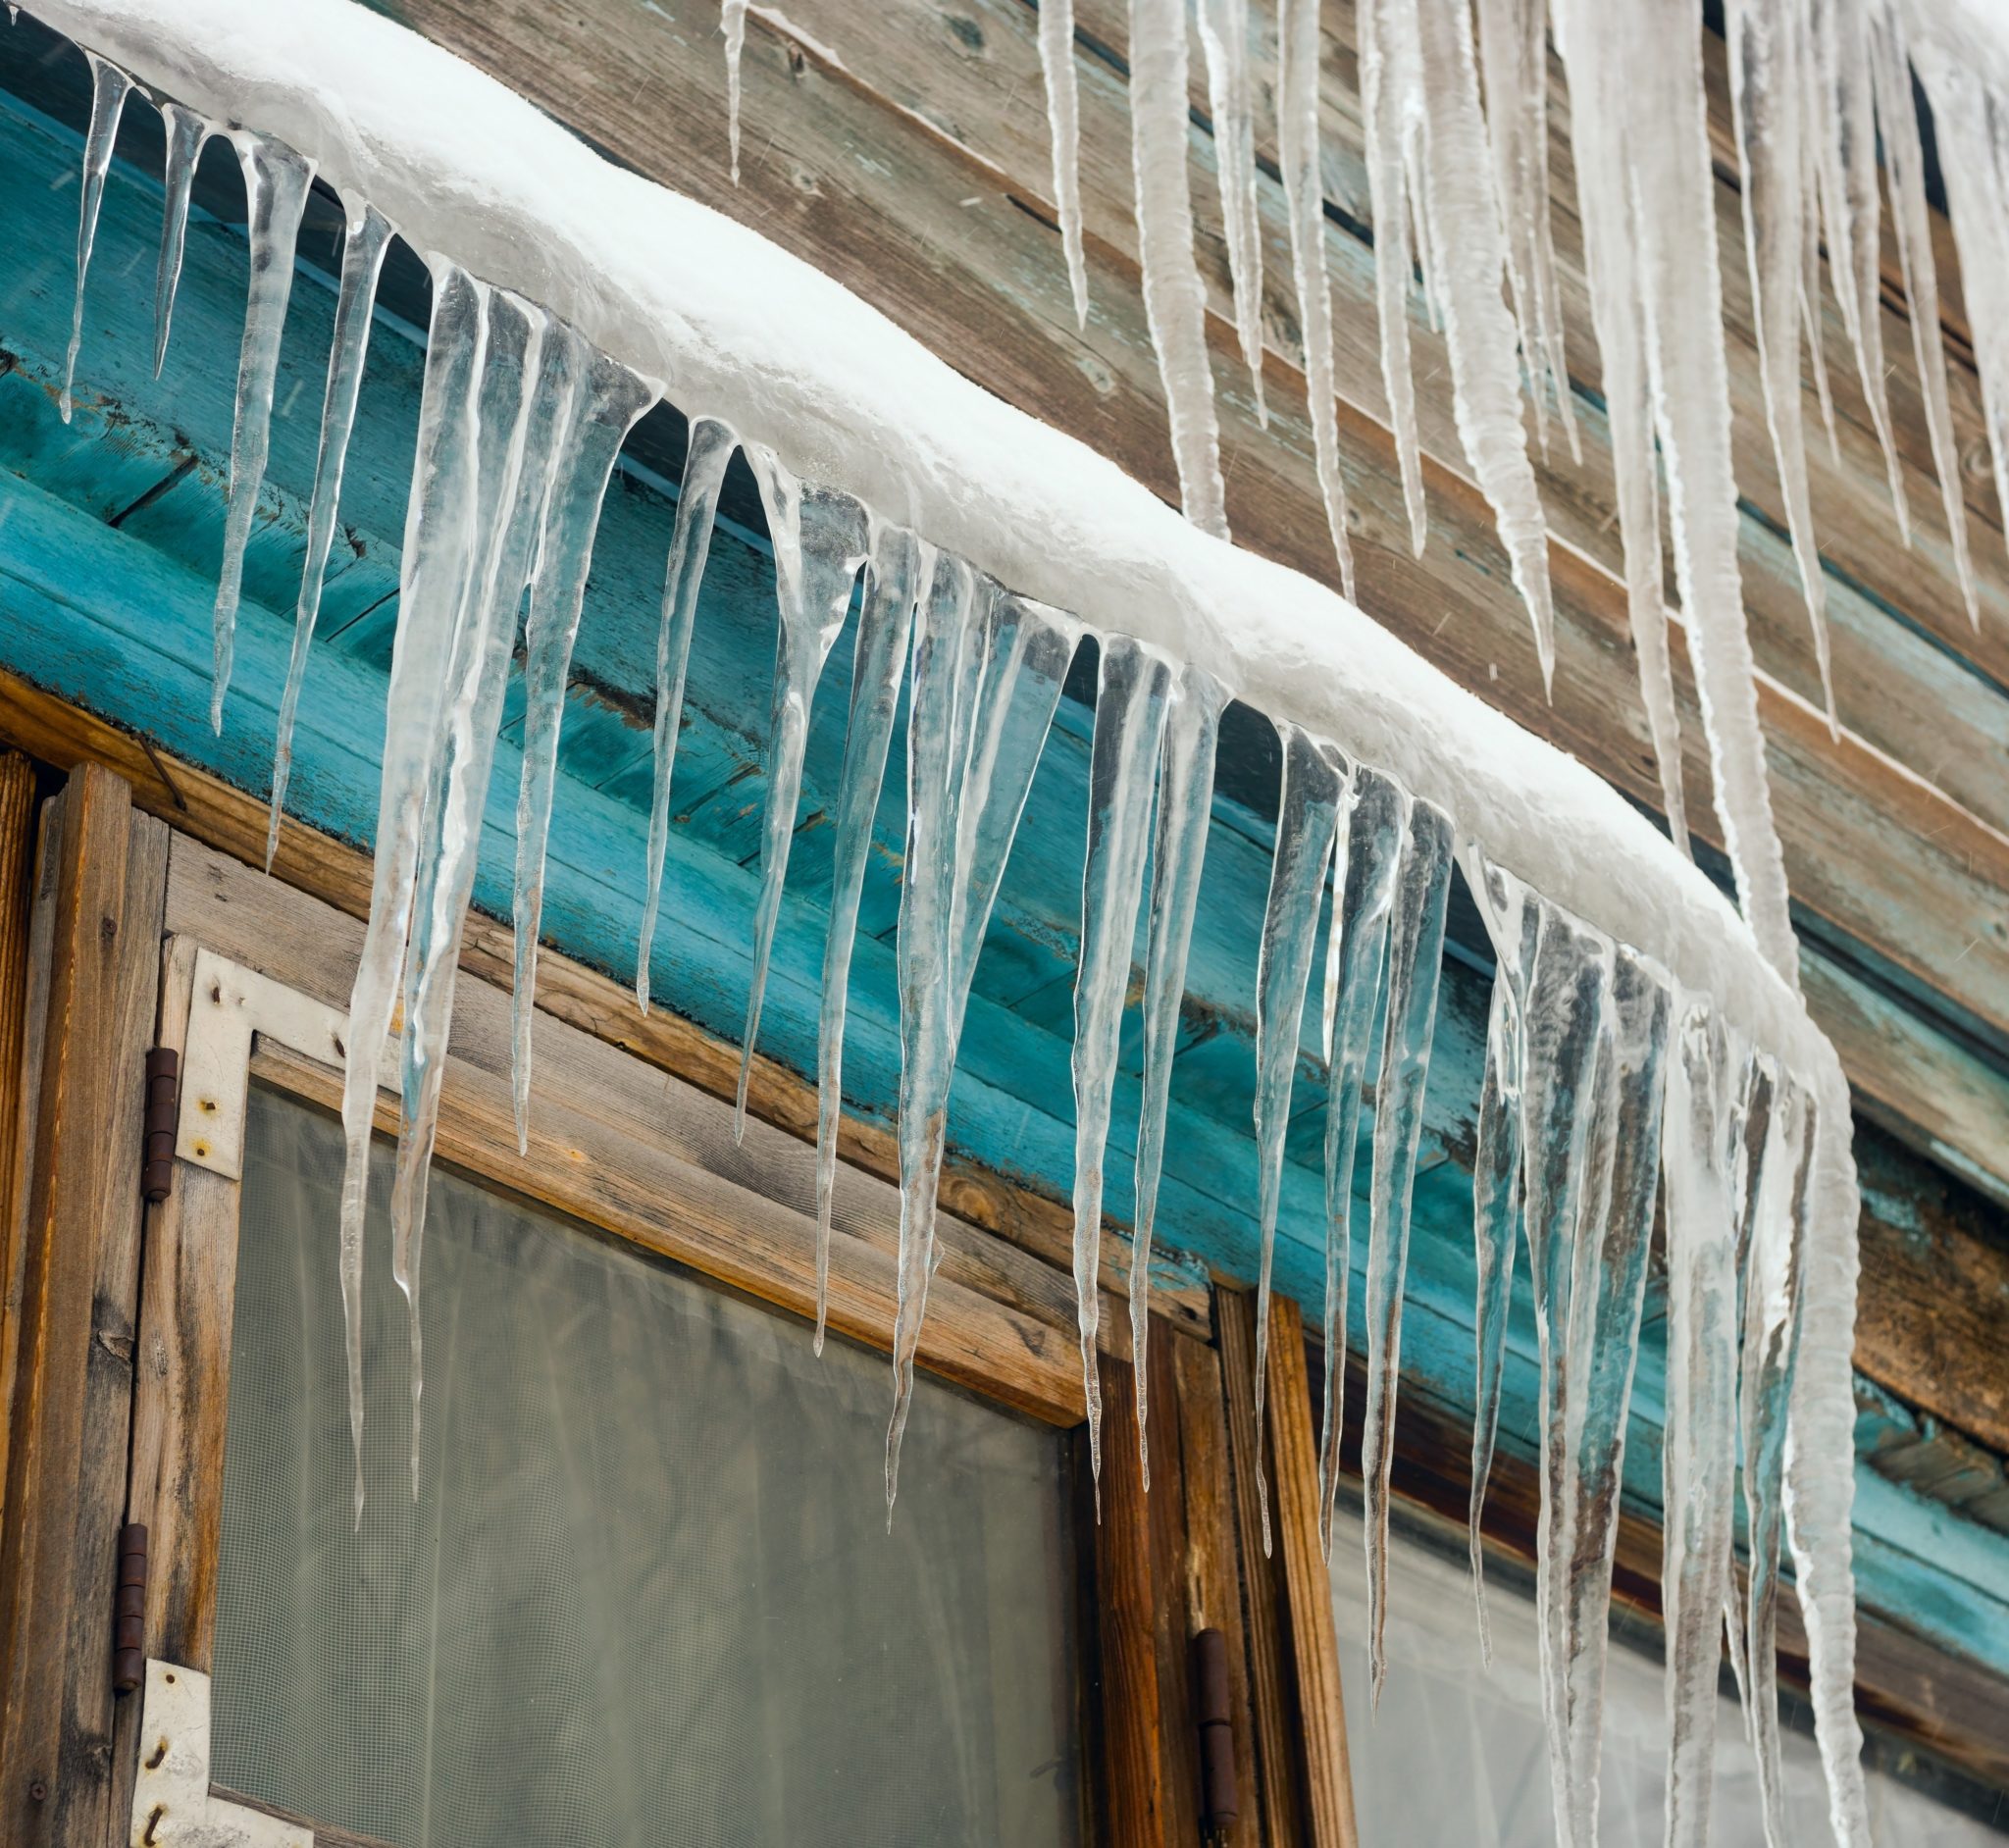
212, 1084, 1080, 1846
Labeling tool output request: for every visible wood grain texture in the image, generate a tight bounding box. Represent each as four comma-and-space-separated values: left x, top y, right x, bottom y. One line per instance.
0, 765, 166, 1848
0, 750, 38, 1548
1084, 1354, 1163, 1844
377, 0, 2009, 1069
1217, 1288, 1305, 1848
1259, 1297, 1358, 1848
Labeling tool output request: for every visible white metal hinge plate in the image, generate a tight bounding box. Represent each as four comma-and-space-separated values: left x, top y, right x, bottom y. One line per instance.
129, 1659, 309, 1846
176, 947, 346, 1180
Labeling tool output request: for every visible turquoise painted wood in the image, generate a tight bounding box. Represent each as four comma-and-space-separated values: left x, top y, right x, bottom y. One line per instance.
1, 55, 2005, 1677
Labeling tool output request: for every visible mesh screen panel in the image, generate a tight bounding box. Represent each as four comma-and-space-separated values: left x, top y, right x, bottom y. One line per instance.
212, 1084, 1080, 1847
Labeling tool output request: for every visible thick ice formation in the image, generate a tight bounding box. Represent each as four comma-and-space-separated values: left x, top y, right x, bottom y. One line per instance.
1195, 0, 1266, 420
1278, 0, 1358, 596
26, 3, 1881, 1839
1126, 0, 1230, 538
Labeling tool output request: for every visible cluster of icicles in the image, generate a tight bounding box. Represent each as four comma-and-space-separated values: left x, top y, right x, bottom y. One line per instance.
51, 23, 1865, 1848
724, 0, 2004, 1003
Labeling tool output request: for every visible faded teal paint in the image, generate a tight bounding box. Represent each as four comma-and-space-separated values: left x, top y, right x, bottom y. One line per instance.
1, 69, 2005, 1674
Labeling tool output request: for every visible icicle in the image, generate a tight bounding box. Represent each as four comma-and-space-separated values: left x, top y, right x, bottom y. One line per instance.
211, 131, 316, 731
392, 290, 564, 1503
1037, 0, 1091, 330
338, 260, 489, 1526
1660, 1001, 1743, 1848
888, 565, 1078, 1511
1909, 25, 2009, 575
1809, 0, 1911, 540
1249, 722, 1345, 1556
1196, 0, 1266, 421
268, 200, 392, 870
1550, 0, 1688, 851
151, 102, 207, 380
1357, 0, 1428, 555
813, 518, 925, 1351
1555, 0, 1798, 981
1129, 663, 1223, 1485
1314, 767, 1406, 1557
722, 0, 748, 184
1410, 0, 1558, 693
1739, 1076, 1815, 1847
1550, 946, 1671, 1847
1277, 0, 1357, 596
1126, 0, 1230, 539
1871, 9, 1979, 627
1785, 1079, 1873, 1848
1070, 636, 1175, 1490
1360, 793, 1453, 1702
734, 463, 870, 1141
1726, 0, 1837, 734
62, 54, 134, 425
1462, 853, 1537, 1658
509, 336, 655, 1148
637, 418, 737, 1014
1473, 0, 1578, 462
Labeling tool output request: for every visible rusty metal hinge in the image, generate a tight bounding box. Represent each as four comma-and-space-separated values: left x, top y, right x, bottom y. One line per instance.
142, 1048, 179, 1204
113, 1522, 148, 1694
1194, 1626, 1239, 1836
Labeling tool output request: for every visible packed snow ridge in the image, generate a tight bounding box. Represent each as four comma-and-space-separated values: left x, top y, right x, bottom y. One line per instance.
22, 0, 1888, 1842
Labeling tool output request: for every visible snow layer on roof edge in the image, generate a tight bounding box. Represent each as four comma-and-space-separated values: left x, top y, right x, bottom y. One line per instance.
25, 0, 1834, 1093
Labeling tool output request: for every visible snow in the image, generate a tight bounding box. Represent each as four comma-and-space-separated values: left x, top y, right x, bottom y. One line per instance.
26, 0, 1841, 1101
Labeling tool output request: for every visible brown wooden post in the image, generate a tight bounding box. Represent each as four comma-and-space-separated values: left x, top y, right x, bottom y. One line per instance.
1085, 1351, 1165, 1844
1219, 1286, 1361, 1847
0, 765, 168, 1847
0, 749, 38, 1543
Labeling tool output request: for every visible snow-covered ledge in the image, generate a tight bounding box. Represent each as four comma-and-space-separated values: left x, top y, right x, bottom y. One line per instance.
21, 0, 1870, 1836
28, 0, 1830, 1089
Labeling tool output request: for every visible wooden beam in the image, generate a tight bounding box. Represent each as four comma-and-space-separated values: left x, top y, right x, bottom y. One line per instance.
0, 765, 168, 1848
0, 749, 36, 1546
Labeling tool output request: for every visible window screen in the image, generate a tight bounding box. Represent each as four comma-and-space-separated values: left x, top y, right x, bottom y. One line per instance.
1327, 1504, 2004, 1845
212, 1084, 1081, 1847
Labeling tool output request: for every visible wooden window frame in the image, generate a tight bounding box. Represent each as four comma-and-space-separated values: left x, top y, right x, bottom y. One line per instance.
0, 761, 1359, 1846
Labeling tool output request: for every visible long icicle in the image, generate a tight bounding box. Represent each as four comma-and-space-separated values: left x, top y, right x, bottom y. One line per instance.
337, 259, 488, 1528
1740, 1077, 1816, 1846
722, 0, 749, 184
1661, 1001, 1744, 1848
211, 131, 316, 731
62, 53, 134, 425
1314, 766, 1406, 1557
1126, 0, 1230, 538
813, 519, 925, 1350
1250, 722, 1345, 1555
1726, 0, 1837, 734
1360, 793, 1454, 1701
1462, 852, 1537, 1657
637, 417, 737, 1014
735, 465, 870, 1141
889, 573, 1078, 1511
1277, 0, 1358, 595
1070, 636, 1175, 1491
1037, 0, 1091, 329
151, 101, 206, 380
1357, 0, 1428, 554
1473, 0, 1578, 461
509, 335, 655, 1149
1409, 0, 1559, 693
1550, 945, 1672, 1847
1196, 0, 1266, 421
391, 290, 557, 1504
269, 200, 393, 869
1129, 663, 1223, 1484
1870, 7, 1979, 628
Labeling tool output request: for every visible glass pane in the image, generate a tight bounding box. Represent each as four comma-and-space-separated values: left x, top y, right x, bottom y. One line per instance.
213, 1084, 1081, 1848
1327, 1505, 2006, 1845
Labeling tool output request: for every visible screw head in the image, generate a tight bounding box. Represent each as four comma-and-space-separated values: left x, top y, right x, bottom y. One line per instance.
27, 1777, 47, 1803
